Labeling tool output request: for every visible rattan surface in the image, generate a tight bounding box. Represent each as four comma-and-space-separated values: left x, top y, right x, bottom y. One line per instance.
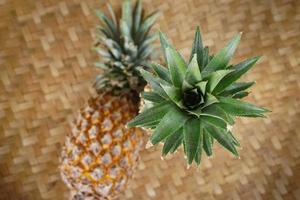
0, 0, 300, 199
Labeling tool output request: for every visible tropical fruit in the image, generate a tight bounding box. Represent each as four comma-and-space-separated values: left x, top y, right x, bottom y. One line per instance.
60, 0, 158, 199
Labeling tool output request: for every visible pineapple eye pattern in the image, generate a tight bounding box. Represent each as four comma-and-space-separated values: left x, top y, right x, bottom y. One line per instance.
128, 27, 270, 166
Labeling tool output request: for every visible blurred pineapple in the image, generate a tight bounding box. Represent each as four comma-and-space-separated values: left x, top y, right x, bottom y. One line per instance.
60, 0, 158, 199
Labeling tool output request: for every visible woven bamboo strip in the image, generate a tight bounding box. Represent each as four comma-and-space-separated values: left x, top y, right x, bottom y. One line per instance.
0, 0, 299, 199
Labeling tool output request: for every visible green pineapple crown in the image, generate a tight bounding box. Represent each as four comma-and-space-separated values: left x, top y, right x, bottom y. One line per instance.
94, 0, 159, 95
128, 27, 270, 166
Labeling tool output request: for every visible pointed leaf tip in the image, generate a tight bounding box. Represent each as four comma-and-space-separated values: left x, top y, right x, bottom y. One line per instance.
204, 32, 242, 73
184, 118, 202, 164
189, 26, 204, 69
219, 97, 270, 117
162, 128, 183, 156
159, 31, 171, 63
204, 123, 239, 156
214, 56, 261, 94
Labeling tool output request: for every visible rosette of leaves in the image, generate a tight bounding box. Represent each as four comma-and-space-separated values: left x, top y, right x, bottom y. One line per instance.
94, 0, 159, 95
128, 27, 270, 166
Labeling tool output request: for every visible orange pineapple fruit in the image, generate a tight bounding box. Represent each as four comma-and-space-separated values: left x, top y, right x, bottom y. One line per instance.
61, 94, 144, 199
60, 0, 158, 199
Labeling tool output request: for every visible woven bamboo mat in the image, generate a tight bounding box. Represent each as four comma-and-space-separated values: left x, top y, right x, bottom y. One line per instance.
0, 0, 300, 199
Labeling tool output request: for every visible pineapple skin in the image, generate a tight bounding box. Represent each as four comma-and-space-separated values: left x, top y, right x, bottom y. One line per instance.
60, 93, 145, 199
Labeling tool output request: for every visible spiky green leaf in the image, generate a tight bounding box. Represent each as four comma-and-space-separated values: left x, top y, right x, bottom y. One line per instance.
127, 101, 172, 127
189, 27, 203, 69
185, 54, 202, 85
196, 81, 208, 94
184, 118, 202, 164
159, 32, 171, 63
202, 104, 235, 125
96, 26, 112, 38
202, 46, 209, 69
201, 115, 227, 130
122, 0, 132, 31
95, 10, 117, 38
160, 84, 183, 107
95, 62, 109, 70
170, 130, 184, 153
142, 92, 165, 103
228, 131, 240, 147
204, 33, 241, 73
233, 91, 249, 99
194, 127, 203, 165
206, 70, 233, 93
138, 69, 168, 98
219, 97, 269, 117
137, 11, 160, 42
152, 63, 171, 83
120, 20, 132, 40
202, 93, 219, 109
214, 56, 260, 94
203, 130, 213, 156
94, 47, 112, 58
107, 3, 117, 25
142, 120, 160, 129
220, 82, 255, 96
204, 123, 239, 156
151, 107, 189, 145
166, 47, 187, 87
182, 80, 194, 91
162, 128, 183, 156
133, 0, 142, 33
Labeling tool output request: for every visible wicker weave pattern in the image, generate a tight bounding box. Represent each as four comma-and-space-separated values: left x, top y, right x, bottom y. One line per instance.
0, 0, 300, 199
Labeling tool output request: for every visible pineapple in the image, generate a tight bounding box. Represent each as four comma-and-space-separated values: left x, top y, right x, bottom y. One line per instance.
128, 27, 270, 166
60, 0, 158, 199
